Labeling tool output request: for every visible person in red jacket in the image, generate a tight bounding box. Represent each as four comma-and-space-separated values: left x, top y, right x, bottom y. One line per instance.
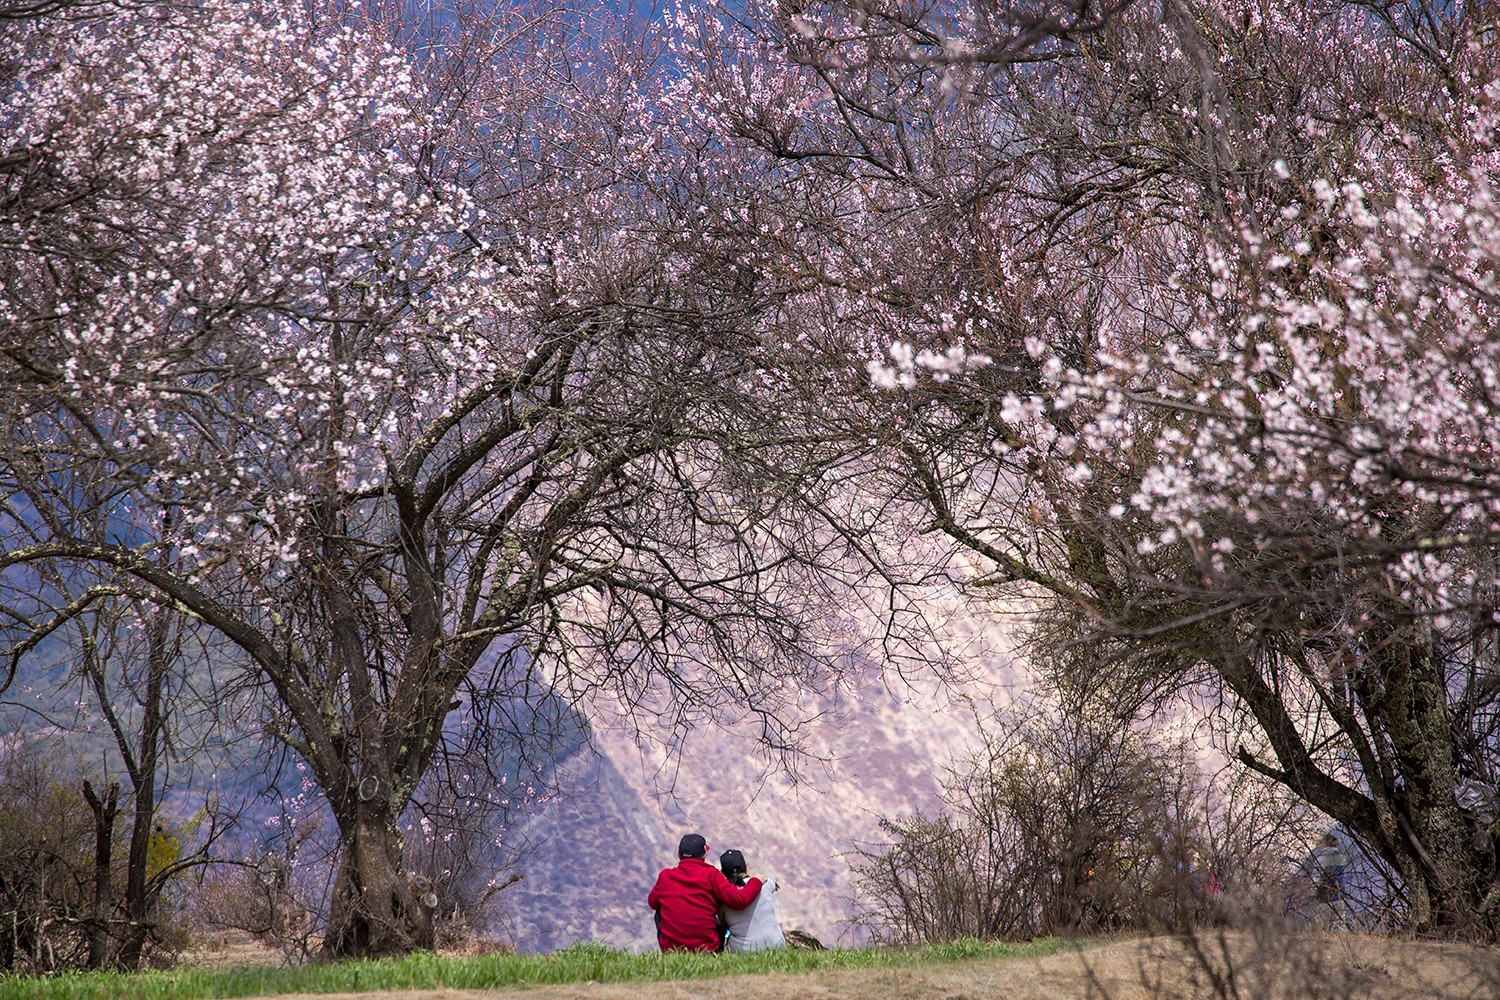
648, 833, 763, 952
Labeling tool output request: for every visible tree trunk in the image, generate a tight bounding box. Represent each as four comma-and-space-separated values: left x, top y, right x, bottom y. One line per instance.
1365, 636, 1495, 933
1228, 632, 1500, 935
321, 808, 433, 959
114, 788, 158, 970
115, 602, 169, 970
80, 779, 119, 970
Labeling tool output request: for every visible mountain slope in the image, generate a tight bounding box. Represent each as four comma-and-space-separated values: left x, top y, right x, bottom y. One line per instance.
499, 675, 1003, 952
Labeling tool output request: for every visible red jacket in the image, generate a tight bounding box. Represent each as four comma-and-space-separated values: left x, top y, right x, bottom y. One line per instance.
647, 857, 763, 952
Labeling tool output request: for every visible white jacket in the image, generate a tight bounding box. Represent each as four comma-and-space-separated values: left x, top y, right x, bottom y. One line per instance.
721, 877, 786, 952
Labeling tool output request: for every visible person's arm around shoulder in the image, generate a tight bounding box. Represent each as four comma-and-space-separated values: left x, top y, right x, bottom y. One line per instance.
711, 869, 763, 910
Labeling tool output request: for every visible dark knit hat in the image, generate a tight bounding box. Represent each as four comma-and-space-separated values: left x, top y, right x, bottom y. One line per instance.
678, 833, 707, 858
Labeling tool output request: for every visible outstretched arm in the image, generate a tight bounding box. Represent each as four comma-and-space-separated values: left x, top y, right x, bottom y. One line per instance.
712, 873, 763, 910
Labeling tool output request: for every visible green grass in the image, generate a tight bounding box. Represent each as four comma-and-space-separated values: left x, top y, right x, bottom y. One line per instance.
0, 937, 1071, 1000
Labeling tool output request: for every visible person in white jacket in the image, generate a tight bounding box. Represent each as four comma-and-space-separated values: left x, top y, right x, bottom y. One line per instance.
717, 849, 786, 952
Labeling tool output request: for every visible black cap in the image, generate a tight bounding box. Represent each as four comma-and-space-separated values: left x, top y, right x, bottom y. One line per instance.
719, 849, 746, 875
678, 833, 707, 858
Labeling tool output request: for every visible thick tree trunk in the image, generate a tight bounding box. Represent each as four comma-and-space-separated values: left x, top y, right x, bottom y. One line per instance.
321, 809, 433, 959
1366, 637, 1496, 933
1223, 635, 1500, 937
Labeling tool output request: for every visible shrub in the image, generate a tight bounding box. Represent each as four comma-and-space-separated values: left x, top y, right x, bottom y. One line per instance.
0, 739, 194, 972
0, 740, 99, 972
848, 698, 1289, 944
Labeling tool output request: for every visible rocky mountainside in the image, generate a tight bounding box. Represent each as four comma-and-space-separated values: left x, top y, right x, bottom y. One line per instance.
497, 672, 1011, 952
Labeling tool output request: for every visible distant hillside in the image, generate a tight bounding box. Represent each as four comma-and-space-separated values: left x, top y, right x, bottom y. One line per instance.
498, 673, 1004, 952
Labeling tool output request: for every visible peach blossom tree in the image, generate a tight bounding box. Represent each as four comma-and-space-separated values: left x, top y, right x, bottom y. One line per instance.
0, 0, 932, 956
679, 0, 1500, 933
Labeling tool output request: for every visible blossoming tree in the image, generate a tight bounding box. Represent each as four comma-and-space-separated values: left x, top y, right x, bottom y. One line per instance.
679, 0, 1500, 932
0, 0, 932, 955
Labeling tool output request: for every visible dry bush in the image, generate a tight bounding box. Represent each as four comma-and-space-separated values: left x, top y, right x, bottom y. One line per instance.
0, 739, 191, 971
183, 817, 330, 964
0, 741, 98, 972
188, 863, 314, 964
849, 699, 1302, 944
399, 781, 527, 950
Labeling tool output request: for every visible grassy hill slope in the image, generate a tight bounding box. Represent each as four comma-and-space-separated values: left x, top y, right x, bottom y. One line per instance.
5, 933, 1491, 1000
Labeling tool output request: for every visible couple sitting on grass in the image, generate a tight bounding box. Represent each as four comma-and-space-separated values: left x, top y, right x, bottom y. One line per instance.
647, 833, 787, 953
